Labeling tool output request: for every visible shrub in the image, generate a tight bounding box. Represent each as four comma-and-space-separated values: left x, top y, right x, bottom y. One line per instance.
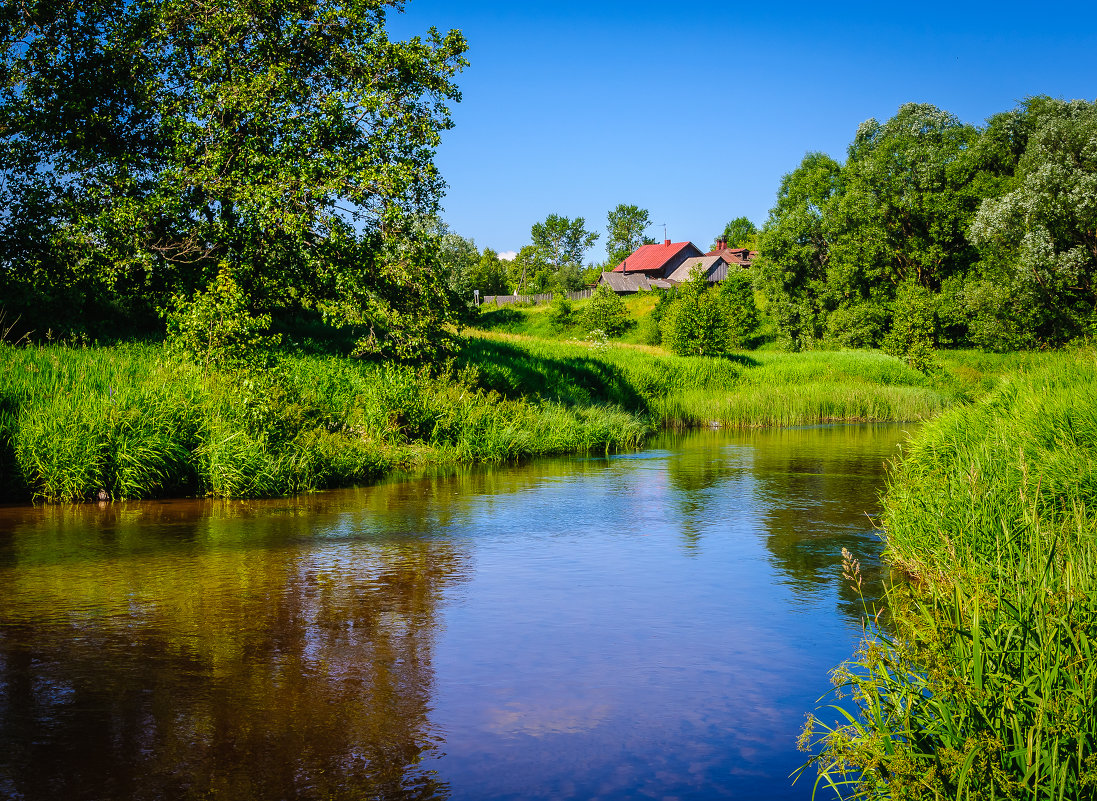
582, 285, 629, 336
165, 268, 281, 371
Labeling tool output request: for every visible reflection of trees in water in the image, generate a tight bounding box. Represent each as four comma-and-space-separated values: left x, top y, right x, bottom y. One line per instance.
0, 502, 470, 800
656, 425, 904, 618
747, 426, 901, 621
663, 429, 751, 553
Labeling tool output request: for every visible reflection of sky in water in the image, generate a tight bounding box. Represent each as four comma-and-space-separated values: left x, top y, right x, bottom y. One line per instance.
0, 424, 909, 801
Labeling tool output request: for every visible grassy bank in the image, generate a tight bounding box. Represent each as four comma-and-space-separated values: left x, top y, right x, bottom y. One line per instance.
0, 342, 648, 502
801, 350, 1097, 799
1, 332, 1060, 503
461, 331, 957, 429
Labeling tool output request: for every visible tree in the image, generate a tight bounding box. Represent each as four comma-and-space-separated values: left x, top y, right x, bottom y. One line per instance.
753, 152, 843, 350
661, 268, 730, 357
716, 272, 760, 348
582, 285, 629, 336
605, 204, 654, 265
529, 214, 599, 292
0, 0, 469, 355
467, 248, 510, 296
968, 97, 1097, 345
714, 217, 758, 250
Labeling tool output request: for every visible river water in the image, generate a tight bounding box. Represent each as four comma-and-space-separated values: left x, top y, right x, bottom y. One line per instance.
0, 424, 909, 800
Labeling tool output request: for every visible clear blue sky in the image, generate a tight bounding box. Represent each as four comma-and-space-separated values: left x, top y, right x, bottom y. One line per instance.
390, 1, 1097, 263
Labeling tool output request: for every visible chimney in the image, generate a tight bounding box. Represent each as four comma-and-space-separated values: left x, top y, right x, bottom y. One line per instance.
623, 259, 628, 274
664, 239, 671, 247
717, 238, 726, 250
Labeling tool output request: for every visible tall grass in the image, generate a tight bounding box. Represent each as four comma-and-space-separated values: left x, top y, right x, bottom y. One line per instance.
460, 332, 951, 429
800, 350, 1097, 800
0, 343, 648, 502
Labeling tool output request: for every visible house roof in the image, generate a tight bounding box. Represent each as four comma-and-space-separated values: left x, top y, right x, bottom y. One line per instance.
706, 246, 757, 267
599, 271, 652, 293
613, 241, 698, 274
666, 255, 728, 283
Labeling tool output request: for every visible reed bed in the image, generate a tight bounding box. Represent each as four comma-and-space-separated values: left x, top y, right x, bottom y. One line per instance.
0, 343, 649, 502
801, 350, 1097, 800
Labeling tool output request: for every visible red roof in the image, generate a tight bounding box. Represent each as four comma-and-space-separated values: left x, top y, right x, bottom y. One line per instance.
613, 241, 698, 273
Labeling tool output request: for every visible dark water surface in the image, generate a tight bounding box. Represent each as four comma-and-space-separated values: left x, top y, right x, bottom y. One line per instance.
0, 424, 910, 800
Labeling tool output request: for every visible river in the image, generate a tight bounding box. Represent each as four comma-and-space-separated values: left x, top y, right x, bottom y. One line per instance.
0, 423, 909, 800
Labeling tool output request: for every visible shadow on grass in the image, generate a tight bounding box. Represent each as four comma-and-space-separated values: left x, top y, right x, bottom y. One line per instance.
458, 338, 649, 412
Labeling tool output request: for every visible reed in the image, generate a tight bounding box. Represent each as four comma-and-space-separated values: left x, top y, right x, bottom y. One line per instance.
800, 349, 1097, 800
0, 342, 650, 502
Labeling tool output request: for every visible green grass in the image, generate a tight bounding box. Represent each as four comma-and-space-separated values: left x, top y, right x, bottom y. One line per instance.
800, 348, 1097, 800
0, 342, 648, 502
459, 331, 953, 429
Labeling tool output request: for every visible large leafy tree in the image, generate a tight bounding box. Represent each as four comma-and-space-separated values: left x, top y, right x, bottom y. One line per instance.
605, 203, 653, 266
968, 97, 1097, 345
753, 152, 842, 349
713, 216, 757, 250
529, 213, 598, 292
0, 0, 468, 353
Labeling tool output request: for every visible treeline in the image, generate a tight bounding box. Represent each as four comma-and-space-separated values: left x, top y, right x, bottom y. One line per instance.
755, 98, 1097, 354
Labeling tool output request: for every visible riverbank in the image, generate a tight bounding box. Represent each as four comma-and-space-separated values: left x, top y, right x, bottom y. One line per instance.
801, 348, 1097, 799
0, 336, 1059, 503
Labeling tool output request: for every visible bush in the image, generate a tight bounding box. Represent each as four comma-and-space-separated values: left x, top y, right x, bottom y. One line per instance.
582, 285, 629, 336
548, 295, 573, 330
165, 269, 280, 371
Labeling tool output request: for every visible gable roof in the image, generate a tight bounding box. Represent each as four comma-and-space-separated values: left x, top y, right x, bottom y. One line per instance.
612, 241, 700, 274
706, 246, 757, 267
666, 255, 729, 283
599, 271, 652, 293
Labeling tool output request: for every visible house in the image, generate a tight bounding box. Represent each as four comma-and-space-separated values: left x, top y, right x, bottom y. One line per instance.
597, 271, 675, 294
706, 238, 757, 269
597, 239, 705, 293
665, 255, 730, 284
611, 239, 704, 278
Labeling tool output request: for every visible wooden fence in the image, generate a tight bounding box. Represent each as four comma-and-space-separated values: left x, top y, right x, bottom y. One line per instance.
480, 289, 594, 306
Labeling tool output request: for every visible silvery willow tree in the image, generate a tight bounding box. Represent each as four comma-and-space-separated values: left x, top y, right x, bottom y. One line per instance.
0, 0, 467, 358
967, 97, 1097, 346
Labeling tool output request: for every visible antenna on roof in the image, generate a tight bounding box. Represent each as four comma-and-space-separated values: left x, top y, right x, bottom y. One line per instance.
660, 223, 667, 241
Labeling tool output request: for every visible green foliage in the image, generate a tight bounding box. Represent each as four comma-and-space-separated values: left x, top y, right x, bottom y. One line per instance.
460, 333, 951, 430
755, 98, 1097, 353
582, 285, 630, 336
661, 268, 760, 356
968, 97, 1097, 345
605, 203, 654, 266
661, 268, 730, 356
548, 295, 574, 330
165, 269, 281, 370
714, 216, 758, 249
802, 354, 1097, 799
529, 214, 599, 293
0, 0, 468, 354
882, 279, 938, 372
0, 341, 651, 502
716, 272, 760, 348
754, 152, 843, 349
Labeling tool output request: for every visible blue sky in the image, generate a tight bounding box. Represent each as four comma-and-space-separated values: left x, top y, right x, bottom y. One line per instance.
390, 1, 1097, 263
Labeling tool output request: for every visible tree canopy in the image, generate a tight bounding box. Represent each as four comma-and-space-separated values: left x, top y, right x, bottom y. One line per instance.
753, 98, 1094, 353
714, 217, 757, 250
605, 204, 653, 266
0, 0, 468, 358
528, 214, 598, 293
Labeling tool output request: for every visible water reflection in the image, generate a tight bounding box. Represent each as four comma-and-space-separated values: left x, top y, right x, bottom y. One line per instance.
0, 500, 467, 800
0, 424, 910, 800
